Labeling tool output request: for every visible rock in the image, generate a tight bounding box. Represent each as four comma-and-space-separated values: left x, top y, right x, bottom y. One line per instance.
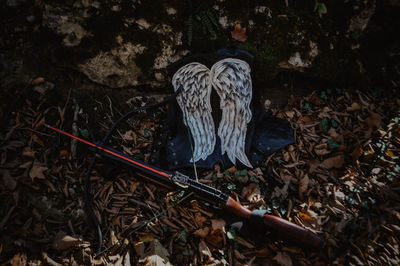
42, 4, 90, 47
78, 42, 146, 88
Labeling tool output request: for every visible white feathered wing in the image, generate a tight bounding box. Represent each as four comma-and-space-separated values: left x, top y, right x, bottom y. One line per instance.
172, 62, 216, 162
211, 58, 253, 168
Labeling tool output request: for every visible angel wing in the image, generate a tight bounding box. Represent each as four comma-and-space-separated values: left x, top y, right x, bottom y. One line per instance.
172, 62, 216, 162
211, 58, 253, 168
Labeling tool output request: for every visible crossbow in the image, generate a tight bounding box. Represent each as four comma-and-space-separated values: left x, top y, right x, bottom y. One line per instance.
46, 124, 323, 252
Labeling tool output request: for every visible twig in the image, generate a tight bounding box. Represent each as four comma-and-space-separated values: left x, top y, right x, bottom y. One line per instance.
71, 99, 80, 167
17, 127, 52, 137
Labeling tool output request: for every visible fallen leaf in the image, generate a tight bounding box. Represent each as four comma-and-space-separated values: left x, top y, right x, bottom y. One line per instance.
365, 112, 382, 129
234, 249, 246, 260
29, 160, 48, 181
314, 143, 331, 156
231, 24, 248, 42
10, 253, 27, 265
139, 233, 155, 243
308, 160, 319, 174
274, 252, 292, 266
42, 252, 62, 266
199, 240, 212, 262
194, 212, 207, 226
59, 149, 70, 159
298, 174, 309, 200
139, 255, 171, 266
22, 146, 35, 158
2, 170, 17, 191
32, 134, 44, 147
321, 155, 344, 169
52, 231, 81, 251
298, 212, 316, 222
211, 219, 226, 232
234, 236, 255, 248
346, 102, 361, 111
152, 239, 170, 263
31, 77, 45, 85
194, 227, 210, 238
241, 183, 263, 203
255, 247, 271, 257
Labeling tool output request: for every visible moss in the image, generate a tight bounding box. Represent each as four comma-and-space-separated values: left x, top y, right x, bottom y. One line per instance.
237, 41, 285, 82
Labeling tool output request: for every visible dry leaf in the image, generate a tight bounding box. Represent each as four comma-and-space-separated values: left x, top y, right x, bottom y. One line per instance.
42, 252, 62, 266
52, 231, 81, 251
10, 253, 27, 265
195, 212, 207, 226
321, 155, 344, 169
231, 24, 248, 42
308, 160, 319, 174
346, 102, 361, 111
211, 219, 226, 232
22, 146, 35, 158
255, 247, 271, 257
234, 236, 255, 248
32, 134, 44, 147
365, 112, 382, 129
241, 183, 263, 203
194, 227, 210, 238
59, 149, 70, 159
29, 160, 48, 181
234, 249, 246, 260
199, 240, 212, 262
31, 77, 45, 85
314, 143, 331, 156
139, 255, 171, 266
2, 170, 17, 191
298, 174, 309, 200
274, 252, 292, 266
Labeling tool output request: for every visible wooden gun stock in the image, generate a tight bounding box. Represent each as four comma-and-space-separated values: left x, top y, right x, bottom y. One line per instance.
223, 197, 324, 250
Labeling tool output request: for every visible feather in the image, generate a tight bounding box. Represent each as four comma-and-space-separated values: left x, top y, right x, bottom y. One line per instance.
211, 58, 253, 168
172, 62, 216, 162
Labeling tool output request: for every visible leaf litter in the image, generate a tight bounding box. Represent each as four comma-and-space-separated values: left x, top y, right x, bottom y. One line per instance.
0, 85, 399, 265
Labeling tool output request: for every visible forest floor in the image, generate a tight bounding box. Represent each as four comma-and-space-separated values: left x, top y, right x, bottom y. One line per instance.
0, 79, 399, 265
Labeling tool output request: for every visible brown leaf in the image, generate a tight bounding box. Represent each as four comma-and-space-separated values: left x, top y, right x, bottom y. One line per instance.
298, 174, 309, 200
211, 219, 226, 232
346, 102, 361, 111
139, 255, 171, 266
59, 149, 70, 159
10, 253, 27, 266
52, 231, 81, 251
320, 155, 344, 169
29, 160, 48, 181
234, 249, 246, 260
32, 134, 44, 147
231, 24, 248, 42
194, 212, 207, 226
22, 146, 35, 158
365, 112, 382, 129
199, 240, 212, 262
234, 236, 255, 248
194, 227, 210, 238
308, 160, 319, 174
241, 183, 263, 203
314, 143, 331, 156
31, 77, 45, 85
256, 247, 271, 258
2, 170, 17, 191
274, 252, 292, 266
